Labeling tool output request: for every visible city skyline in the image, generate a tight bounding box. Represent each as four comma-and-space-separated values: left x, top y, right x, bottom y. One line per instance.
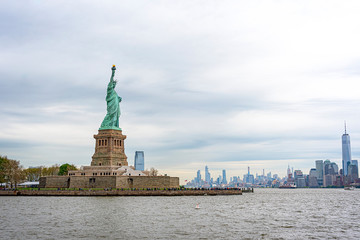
1, 2, 360, 184
187, 156, 358, 188
187, 127, 359, 187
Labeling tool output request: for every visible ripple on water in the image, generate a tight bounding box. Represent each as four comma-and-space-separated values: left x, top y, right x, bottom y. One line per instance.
1, 189, 360, 239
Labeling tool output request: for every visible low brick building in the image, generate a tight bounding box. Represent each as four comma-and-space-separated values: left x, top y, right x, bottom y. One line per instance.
39, 175, 179, 189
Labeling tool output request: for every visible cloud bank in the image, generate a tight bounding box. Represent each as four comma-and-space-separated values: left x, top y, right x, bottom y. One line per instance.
1, 1, 360, 182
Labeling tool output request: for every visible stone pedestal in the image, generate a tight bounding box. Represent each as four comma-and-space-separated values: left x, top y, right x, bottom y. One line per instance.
91, 129, 128, 167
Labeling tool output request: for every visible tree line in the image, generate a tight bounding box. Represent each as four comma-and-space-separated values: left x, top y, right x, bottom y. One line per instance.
0, 155, 77, 188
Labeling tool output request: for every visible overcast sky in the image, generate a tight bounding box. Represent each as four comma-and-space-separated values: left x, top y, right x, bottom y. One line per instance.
1, 1, 360, 183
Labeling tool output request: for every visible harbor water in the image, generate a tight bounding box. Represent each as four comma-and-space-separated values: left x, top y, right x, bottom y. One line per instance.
1, 188, 359, 239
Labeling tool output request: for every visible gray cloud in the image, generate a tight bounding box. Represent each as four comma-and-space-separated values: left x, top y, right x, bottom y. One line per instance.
1, 1, 360, 182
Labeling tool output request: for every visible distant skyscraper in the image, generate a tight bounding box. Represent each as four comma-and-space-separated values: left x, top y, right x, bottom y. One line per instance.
315, 160, 324, 186
342, 123, 352, 176
313, 160, 340, 186
351, 160, 358, 169
309, 168, 319, 187
216, 175, 222, 185
323, 160, 338, 187
196, 170, 201, 184
287, 165, 291, 176
243, 166, 254, 184
134, 151, 144, 171
324, 160, 338, 175
205, 166, 211, 183
294, 170, 305, 188
287, 165, 294, 184
348, 163, 359, 183
222, 169, 227, 184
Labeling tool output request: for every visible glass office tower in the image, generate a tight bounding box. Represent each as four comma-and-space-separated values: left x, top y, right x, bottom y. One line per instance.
342, 124, 351, 176
222, 169, 227, 184
315, 160, 324, 186
134, 151, 145, 171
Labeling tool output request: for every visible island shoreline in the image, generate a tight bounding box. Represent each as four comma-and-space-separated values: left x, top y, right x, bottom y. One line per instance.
0, 188, 253, 197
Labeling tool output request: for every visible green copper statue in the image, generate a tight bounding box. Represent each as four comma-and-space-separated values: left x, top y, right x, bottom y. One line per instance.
100, 65, 122, 130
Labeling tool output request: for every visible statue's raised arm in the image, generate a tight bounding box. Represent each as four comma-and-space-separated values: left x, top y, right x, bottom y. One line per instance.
100, 65, 122, 130
110, 65, 116, 82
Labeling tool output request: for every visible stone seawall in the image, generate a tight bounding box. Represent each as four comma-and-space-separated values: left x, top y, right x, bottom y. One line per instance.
0, 189, 243, 197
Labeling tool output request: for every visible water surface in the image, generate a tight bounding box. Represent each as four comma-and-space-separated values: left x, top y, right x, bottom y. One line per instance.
1, 188, 359, 239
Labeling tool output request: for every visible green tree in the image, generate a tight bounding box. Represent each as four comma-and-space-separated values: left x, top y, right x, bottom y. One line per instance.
58, 163, 77, 176
0, 155, 10, 184
24, 167, 43, 181
24, 164, 61, 180
1, 156, 25, 188
41, 164, 60, 176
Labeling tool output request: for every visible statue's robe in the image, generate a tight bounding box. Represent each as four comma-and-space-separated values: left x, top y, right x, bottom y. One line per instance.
101, 79, 121, 128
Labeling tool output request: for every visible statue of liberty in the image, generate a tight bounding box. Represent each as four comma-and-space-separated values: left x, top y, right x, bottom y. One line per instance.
100, 65, 122, 130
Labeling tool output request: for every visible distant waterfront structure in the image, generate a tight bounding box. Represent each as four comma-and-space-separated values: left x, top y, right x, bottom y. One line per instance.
134, 151, 144, 171
222, 169, 227, 184
342, 123, 352, 176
